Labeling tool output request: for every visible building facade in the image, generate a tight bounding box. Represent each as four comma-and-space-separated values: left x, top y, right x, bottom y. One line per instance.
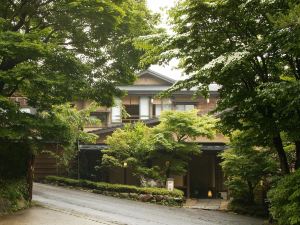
77, 69, 228, 198
19, 69, 228, 197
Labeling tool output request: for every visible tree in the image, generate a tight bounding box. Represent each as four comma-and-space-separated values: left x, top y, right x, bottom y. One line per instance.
43, 103, 101, 172
220, 131, 277, 204
102, 122, 158, 183
153, 110, 218, 180
139, 0, 300, 175
0, 0, 157, 198
102, 111, 218, 186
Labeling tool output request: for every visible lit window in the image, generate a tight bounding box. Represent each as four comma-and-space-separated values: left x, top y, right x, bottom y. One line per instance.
20, 108, 36, 114
20, 108, 31, 113
175, 104, 195, 111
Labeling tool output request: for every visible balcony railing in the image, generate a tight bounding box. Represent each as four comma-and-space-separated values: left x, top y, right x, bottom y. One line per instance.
113, 115, 158, 123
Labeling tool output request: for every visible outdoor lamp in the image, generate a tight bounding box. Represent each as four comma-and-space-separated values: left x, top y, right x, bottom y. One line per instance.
206, 98, 210, 104
208, 190, 213, 198
123, 162, 128, 168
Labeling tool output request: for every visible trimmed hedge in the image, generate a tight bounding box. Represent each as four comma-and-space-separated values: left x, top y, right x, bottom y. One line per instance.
0, 179, 29, 215
44, 176, 184, 206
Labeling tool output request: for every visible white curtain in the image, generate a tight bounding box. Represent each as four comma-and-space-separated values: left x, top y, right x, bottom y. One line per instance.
139, 97, 150, 120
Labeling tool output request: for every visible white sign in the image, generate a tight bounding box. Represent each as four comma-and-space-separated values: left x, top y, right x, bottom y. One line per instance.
166, 178, 174, 191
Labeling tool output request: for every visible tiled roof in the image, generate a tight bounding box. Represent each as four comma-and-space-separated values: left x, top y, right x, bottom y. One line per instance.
79, 143, 227, 151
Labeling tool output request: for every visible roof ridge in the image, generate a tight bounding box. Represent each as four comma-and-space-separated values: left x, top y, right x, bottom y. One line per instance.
138, 69, 176, 84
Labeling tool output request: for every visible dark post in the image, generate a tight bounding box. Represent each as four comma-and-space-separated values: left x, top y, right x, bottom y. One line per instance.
123, 162, 128, 184
77, 139, 80, 180
186, 168, 190, 199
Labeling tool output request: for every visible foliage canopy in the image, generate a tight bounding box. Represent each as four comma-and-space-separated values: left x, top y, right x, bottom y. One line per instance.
102, 122, 158, 182
268, 169, 300, 225
102, 111, 218, 185
139, 0, 300, 174
220, 131, 277, 204
0, 0, 157, 201
153, 110, 218, 177
0, 0, 157, 178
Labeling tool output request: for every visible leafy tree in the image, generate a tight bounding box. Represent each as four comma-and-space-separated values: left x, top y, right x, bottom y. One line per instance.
43, 103, 101, 171
102, 111, 218, 185
153, 110, 218, 180
102, 122, 158, 183
268, 169, 300, 225
0, 0, 157, 198
139, 0, 300, 175
220, 131, 277, 204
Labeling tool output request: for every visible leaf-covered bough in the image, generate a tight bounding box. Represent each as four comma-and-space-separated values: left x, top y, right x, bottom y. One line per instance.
138, 0, 300, 175
0, 0, 158, 199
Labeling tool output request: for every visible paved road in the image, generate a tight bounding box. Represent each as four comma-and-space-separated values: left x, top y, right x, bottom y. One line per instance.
32, 183, 264, 225
0, 207, 106, 225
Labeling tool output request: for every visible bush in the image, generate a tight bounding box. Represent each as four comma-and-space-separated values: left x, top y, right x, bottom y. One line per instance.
268, 169, 300, 225
45, 176, 184, 206
220, 131, 276, 204
0, 179, 29, 214
228, 199, 268, 218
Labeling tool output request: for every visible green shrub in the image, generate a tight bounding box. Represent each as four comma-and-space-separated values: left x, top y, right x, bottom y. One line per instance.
228, 199, 268, 218
268, 169, 300, 225
225, 177, 250, 201
45, 176, 183, 198
0, 179, 29, 214
220, 131, 276, 204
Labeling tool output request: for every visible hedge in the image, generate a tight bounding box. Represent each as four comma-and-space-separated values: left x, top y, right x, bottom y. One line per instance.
0, 179, 29, 215
44, 176, 184, 206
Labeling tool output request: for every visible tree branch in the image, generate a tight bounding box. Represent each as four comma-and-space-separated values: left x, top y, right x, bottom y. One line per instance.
7, 77, 27, 97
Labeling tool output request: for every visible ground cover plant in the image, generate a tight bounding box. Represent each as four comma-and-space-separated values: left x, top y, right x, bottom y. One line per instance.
0, 179, 29, 215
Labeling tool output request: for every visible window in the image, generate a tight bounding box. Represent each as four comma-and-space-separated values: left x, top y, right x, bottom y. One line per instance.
154, 104, 172, 116
175, 104, 195, 111
111, 98, 122, 123
90, 112, 108, 126
20, 107, 36, 114
152, 98, 172, 117
20, 108, 31, 113
139, 97, 150, 120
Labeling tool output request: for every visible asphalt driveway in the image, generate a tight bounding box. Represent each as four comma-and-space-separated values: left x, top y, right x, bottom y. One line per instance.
0, 183, 264, 225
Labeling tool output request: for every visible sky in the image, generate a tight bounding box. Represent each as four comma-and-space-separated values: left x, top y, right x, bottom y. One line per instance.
146, 0, 183, 80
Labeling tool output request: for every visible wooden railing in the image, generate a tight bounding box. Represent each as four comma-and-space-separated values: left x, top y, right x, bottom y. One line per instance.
113, 115, 158, 123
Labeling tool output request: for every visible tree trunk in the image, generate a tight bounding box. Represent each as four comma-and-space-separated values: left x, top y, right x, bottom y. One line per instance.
26, 153, 35, 201
166, 168, 170, 178
273, 136, 290, 175
247, 180, 255, 204
295, 140, 300, 170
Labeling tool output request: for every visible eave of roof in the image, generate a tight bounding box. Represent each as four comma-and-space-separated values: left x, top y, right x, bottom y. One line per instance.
78, 143, 227, 151
138, 69, 176, 84
118, 86, 219, 95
